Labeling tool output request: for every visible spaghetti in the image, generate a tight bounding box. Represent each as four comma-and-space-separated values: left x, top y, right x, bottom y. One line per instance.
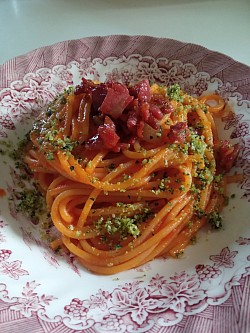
24, 78, 240, 274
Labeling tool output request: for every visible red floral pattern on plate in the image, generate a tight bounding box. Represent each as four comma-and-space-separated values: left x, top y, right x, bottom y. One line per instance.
0, 249, 29, 280
0, 245, 249, 332
0, 35, 250, 332
236, 237, 250, 245
209, 247, 238, 268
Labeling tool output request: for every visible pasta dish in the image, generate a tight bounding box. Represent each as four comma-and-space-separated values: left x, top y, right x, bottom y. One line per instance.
23, 78, 240, 274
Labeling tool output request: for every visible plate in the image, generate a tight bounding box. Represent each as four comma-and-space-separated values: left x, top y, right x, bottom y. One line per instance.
0, 35, 250, 333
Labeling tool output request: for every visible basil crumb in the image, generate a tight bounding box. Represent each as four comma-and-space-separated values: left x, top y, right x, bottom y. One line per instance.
86, 160, 92, 168
8, 133, 30, 161
158, 178, 166, 191
175, 251, 184, 258
190, 184, 200, 195
207, 211, 223, 229
70, 165, 75, 171
167, 187, 174, 194
94, 210, 152, 240
167, 84, 184, 102
46, 152, 55, 160
60, 96, 67, 105
195, 208, 205, 218
179, 185, 185, 192
189, 130, 207, 155
46, 108, 54, 117
156, 131, 162, 138
104, 216, 140, 238
16, 188, 45, 220
108, 163, 116, 171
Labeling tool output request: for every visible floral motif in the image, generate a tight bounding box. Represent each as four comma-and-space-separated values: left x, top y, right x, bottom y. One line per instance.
194, 77, 209, 95
110, 288, 162, 325
136, 61, 165, 82
196, 264, 222, 281
64, 298, 89, 320
158, 272, 206, 313
0, 260, 29, 280
0, 90, 31, 117
0, 219, 8, 228
83, 289, 111, 311
216, 82, 239, 101
22, 79, 55, 105
94, 314, 126, 333
79, 57, 99, 79
236, 237, 250, 245
181, 63, 197, 78
241, 137, 250, 160
63, 271, 207, 327
223, 111, 244, 130
10, 281, 56, 317
231, 122, 249, 138
52, 66, 73, 85
119, 281, 142, 295
210, 247, 238, 268
0, 65, 78, 135
0, 249, 12, 261
42, 249, 60, 268
105, 68, 121, 83
148, 273, 167, 292
63, 251, 81, 276
0, 248, 29, 280
0, 113, 15, 130
120, 69, 135, 85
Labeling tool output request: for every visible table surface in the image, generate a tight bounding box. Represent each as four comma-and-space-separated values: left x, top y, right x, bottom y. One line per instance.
0, 0, 250, 67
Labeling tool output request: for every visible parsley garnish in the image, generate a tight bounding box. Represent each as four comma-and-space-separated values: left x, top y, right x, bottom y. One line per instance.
189, 130, 207, 155
16, 188, 45, 219
167, 84, 184, 102
207, 212, 223, 229
94, 210, 152, 239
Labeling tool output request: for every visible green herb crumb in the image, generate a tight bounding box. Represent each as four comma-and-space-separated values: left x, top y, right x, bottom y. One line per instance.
167, 84, 184, 102
207, 211, 223, 229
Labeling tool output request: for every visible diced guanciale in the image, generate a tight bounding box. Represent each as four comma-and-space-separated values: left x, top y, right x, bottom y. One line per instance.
167, 122, 189, 144
98, 116, 120, 149
77, 78, 176, 151
100, 83, 134, 119
216, 140, 240, 173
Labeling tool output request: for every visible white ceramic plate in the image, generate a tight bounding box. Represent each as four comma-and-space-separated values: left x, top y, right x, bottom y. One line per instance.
0, 35, 249, 333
